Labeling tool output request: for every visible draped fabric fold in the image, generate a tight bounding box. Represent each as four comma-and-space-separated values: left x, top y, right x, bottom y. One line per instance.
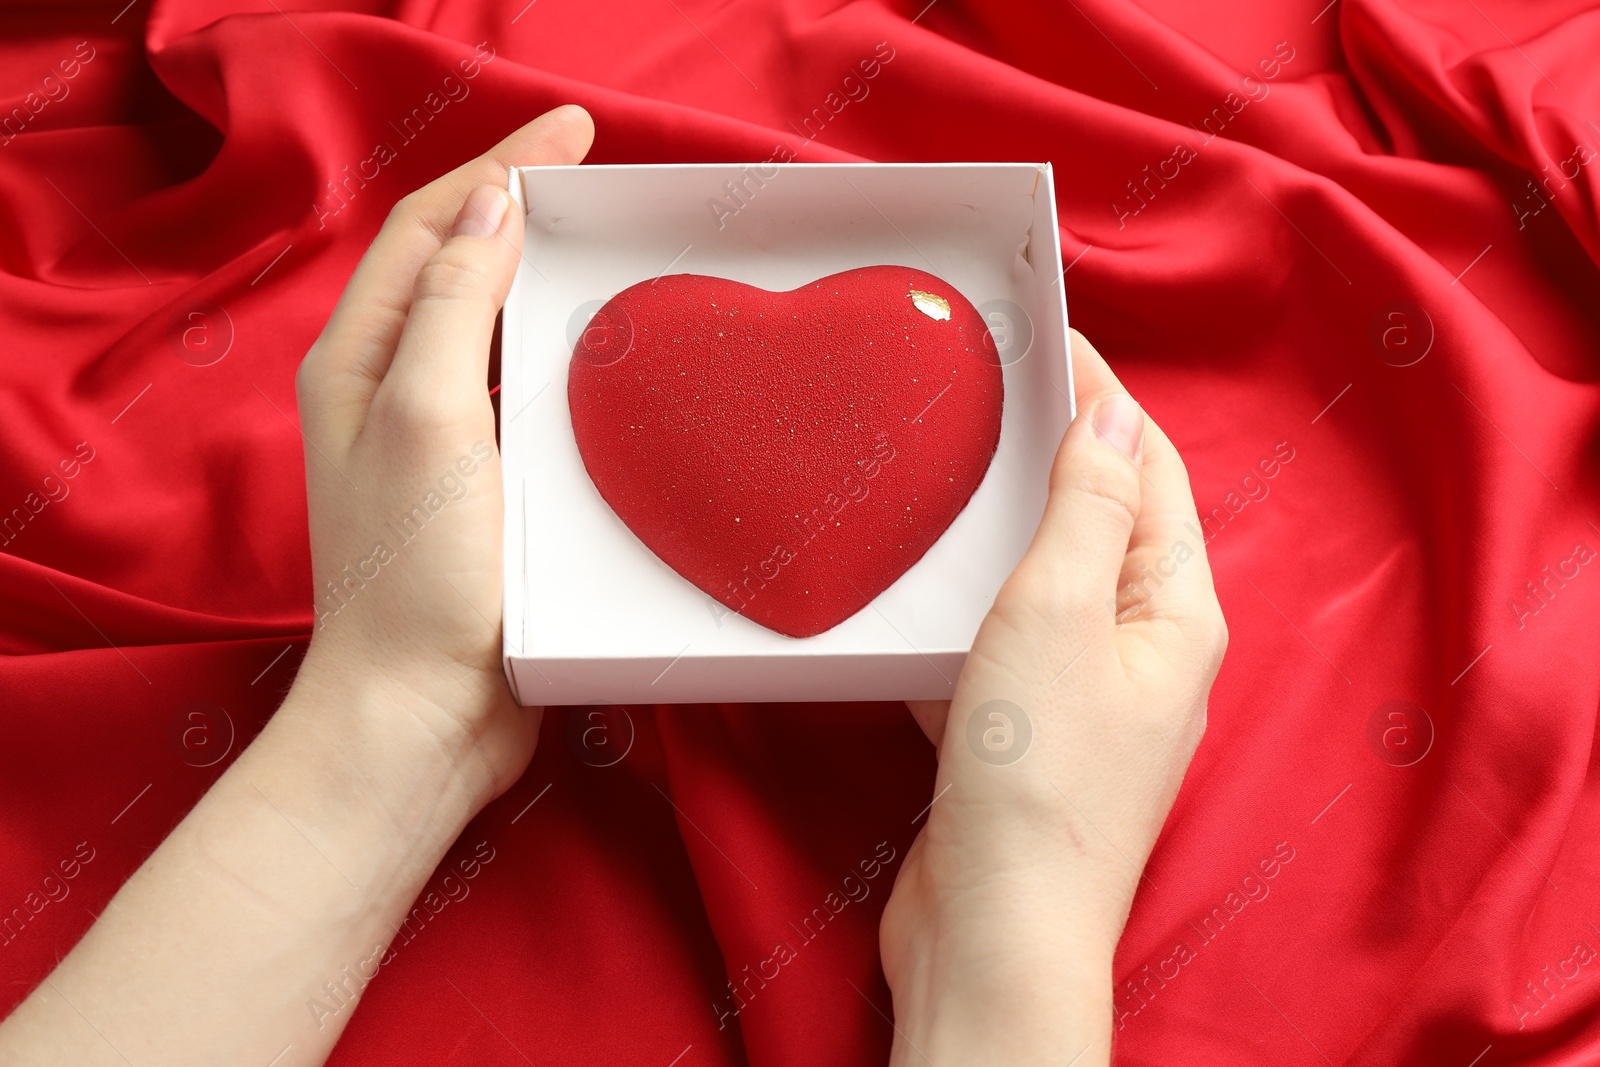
3, 0, 1598, 1062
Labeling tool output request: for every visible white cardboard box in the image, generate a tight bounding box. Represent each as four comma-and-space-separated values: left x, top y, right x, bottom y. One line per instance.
501, 162, 1072, 705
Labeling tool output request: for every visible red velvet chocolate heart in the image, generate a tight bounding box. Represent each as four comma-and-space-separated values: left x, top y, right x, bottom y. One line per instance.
567, 265, 1003, 638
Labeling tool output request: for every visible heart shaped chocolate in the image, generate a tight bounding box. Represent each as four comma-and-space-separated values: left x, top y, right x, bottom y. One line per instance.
567, 265, 1003, 638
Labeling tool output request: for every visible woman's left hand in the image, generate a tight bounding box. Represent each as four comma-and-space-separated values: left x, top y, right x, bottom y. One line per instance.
880, 330, 1227, 1066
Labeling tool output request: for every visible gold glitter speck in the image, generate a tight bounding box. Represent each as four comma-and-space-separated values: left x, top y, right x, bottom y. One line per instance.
909, 290, 951, 321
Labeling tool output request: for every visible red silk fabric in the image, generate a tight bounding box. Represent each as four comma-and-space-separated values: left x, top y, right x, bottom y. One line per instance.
3, 1, 1599, 1064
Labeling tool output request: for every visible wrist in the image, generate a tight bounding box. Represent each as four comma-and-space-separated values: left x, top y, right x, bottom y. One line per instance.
271, 655, 496, 837
882, 843, 1128, 1067
890, 944, 1115, 1067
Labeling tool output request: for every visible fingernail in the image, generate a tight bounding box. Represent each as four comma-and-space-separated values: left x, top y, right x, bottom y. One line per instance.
1092, 394, 1144, 461
451, 185, 509, 239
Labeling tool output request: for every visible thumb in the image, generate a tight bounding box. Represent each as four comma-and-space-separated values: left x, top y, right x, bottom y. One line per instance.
373, 183, 524, 419
1020, 387, 1146, 621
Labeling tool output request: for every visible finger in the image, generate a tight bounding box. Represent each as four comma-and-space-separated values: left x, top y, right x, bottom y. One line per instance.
1065, 326, 1123, 403
1010, 329, 1146, 622
370, 184, 523, 425
297, 105, 594, 446
905, 699, 949, 746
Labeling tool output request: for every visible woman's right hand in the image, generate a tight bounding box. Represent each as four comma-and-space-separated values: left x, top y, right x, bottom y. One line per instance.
881, 329, 1228, 1066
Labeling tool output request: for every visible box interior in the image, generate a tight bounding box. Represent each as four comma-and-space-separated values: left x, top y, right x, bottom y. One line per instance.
502, 163, 1071, 701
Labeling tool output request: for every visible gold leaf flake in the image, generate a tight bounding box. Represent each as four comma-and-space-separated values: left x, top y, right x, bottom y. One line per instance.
908, 290, 951, 321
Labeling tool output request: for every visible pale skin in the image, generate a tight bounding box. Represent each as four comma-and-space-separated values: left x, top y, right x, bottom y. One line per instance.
0, 105, 1225, 1066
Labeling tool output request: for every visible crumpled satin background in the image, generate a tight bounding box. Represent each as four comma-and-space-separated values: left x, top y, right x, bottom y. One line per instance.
3, 0, 1600, 1063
